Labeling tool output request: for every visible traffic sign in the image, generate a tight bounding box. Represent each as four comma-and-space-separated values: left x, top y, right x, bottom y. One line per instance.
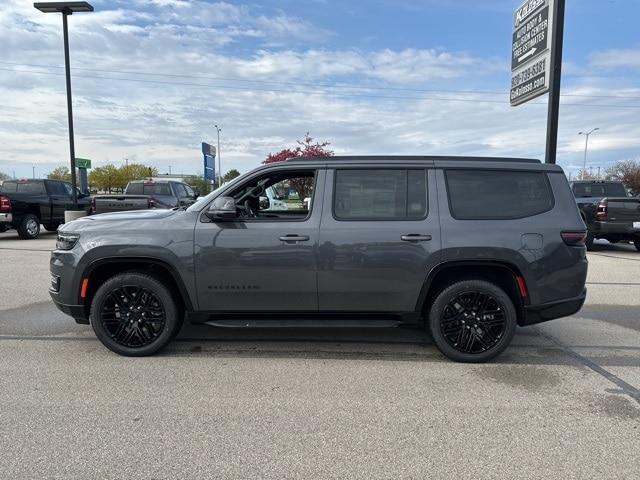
510, 0, 554, 106
75, 158, 91, 169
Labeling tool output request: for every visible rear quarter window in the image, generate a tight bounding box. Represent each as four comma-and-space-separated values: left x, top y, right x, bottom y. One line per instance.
445, 169, 554, 220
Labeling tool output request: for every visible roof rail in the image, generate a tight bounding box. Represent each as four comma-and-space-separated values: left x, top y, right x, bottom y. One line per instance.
285, 155, 541, 164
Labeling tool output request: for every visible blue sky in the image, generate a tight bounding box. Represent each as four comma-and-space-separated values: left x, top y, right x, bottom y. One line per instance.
1, 0, 639, 179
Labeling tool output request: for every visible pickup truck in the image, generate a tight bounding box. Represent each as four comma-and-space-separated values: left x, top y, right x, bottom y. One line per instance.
0, 179, 91, 239
571, 180, 640, 251
91, 179, 198, 214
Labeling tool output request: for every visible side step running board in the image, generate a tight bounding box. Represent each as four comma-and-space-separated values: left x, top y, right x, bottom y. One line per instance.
205, 319, 404, 328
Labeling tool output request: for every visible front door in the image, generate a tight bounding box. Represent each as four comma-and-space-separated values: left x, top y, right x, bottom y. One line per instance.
194, 168, 325, 312
317, 167, 441, 312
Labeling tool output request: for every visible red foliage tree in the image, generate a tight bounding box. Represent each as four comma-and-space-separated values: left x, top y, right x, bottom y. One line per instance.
263, 133, 334, 200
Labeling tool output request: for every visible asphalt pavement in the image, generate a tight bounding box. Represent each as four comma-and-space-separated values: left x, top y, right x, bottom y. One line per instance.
0, 230, 638, 479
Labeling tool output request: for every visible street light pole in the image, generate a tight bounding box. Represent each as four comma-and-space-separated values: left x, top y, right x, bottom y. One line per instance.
34, 2, 94, 209
61, 10, 78, 208
578, 128, 599, 180
214, 125, 222, 187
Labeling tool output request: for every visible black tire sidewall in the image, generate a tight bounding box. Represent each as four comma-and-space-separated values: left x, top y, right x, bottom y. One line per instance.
634, 236, 640, 252
18, 214, 40, 240
585, 231, 595, 251
428, 279, 517, 363
90, 273, 177, 356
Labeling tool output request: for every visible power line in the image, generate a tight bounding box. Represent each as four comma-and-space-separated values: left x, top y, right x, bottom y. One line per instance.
1, 60, 640, 101
3, 66, 640, 109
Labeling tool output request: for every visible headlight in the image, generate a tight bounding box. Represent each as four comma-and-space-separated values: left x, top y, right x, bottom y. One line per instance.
56, 233, 80, 250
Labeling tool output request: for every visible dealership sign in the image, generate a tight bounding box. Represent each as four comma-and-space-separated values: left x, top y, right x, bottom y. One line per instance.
510, 0, 554, 106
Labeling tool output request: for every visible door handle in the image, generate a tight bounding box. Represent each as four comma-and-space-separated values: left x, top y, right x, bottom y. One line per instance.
401, 234, 432, 242
279, 234, 310, 243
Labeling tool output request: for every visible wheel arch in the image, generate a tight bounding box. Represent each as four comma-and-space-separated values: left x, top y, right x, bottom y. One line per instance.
80, 257, 195, 319
416, 260, 528, 325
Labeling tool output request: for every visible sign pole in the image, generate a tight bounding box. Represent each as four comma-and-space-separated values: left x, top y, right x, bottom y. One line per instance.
544, 0, 566, 164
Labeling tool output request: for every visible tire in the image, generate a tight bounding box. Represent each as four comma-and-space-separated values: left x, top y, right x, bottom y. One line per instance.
0, 224, 8, 233
17, 214, 40, 240
634, 237, 640, 252
43, 223, 60, 232
585, 230, 595, 251
90, 272, 178, 356
428, 279, 517, 363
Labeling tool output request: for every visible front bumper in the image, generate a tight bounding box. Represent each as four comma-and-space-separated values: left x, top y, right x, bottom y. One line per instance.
50, 293, 89, 324
521, 288, 587, 326
0, 212, 12, 224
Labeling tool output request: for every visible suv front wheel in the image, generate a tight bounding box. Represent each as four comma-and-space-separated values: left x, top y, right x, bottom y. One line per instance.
90, 272, 179, 356
428, 279, 517, 363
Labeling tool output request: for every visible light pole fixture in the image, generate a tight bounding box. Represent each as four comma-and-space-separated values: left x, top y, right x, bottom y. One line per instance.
34, 2, 94, 208
214, 125, 222, 187
578, 128, 599, 180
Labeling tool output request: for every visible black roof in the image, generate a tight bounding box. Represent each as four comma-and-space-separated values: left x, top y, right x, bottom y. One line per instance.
286, 155, 540, 164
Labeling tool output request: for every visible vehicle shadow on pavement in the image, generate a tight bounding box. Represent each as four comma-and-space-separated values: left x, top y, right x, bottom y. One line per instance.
165, 323, 637, 367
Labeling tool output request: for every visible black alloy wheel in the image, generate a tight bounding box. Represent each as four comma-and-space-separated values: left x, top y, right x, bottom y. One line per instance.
90, 272, 178, 356
101, 285, 166, 348
428, 279, 517, 363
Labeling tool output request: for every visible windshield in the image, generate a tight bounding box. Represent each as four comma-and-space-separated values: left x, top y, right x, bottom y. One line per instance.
186, 173, 246, 212
573, 183, 627, 197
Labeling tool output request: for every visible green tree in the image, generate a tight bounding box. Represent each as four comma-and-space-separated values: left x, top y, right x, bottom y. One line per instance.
183, 175, 211, 196
223, 169, 241, 183
119, 163, 157, 186
48, 166, 72, 182
89, 164, 121, 193
0, 171, 10, 181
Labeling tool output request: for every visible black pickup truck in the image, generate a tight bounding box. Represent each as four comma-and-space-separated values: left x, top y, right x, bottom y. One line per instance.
571, 180, 640, 251
0, 179, 91, 239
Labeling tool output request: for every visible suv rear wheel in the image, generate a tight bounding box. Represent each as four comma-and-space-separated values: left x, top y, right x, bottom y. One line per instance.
428, 279, 517, 363
633, 236, 640, 252
90, 272, 178, 356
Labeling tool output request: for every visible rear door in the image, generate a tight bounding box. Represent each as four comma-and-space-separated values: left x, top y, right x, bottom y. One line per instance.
317, 167, 441, 312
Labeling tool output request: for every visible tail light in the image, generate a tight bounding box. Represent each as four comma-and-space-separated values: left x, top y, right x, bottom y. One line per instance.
0, 195, 11, 212
596, 201, 607, 219
561, 231, 587, 246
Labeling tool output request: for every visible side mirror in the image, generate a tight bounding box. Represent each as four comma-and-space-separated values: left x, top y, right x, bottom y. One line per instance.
205, 196, 237, 221
259, 196, 270, 210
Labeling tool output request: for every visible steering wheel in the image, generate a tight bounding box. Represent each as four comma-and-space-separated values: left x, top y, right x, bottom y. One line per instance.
238, 199, 256, 218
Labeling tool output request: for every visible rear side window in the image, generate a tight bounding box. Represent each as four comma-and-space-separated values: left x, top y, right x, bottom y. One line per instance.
445, 170, 553, 220
334, 169, 427, 220
0, 181, 45, 194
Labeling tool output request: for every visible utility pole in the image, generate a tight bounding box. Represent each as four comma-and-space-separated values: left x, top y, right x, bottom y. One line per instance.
32, 166, 35, 179
214, 125, 222, 187
597, 166, 601, 180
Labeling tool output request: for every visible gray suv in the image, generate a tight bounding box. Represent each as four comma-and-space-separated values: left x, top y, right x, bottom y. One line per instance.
50, 157, 588, 362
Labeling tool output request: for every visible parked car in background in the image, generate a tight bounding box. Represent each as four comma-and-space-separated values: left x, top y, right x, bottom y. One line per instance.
50, 156, 587, 362
570, 180, 640, 251
0, 179, 90, 239
91, 179, 198, 214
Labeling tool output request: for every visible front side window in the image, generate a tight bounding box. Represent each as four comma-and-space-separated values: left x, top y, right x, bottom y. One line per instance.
333, 169, 427, 220
227, 169, 316, 221
173, 183, 188, 198
446, 169, 554, 220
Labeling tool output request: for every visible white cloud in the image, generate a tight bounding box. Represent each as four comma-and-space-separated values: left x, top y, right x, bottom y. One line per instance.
0, 0, 638, 179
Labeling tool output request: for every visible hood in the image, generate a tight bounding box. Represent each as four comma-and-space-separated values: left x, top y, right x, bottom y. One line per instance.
59, 209, 178, 232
